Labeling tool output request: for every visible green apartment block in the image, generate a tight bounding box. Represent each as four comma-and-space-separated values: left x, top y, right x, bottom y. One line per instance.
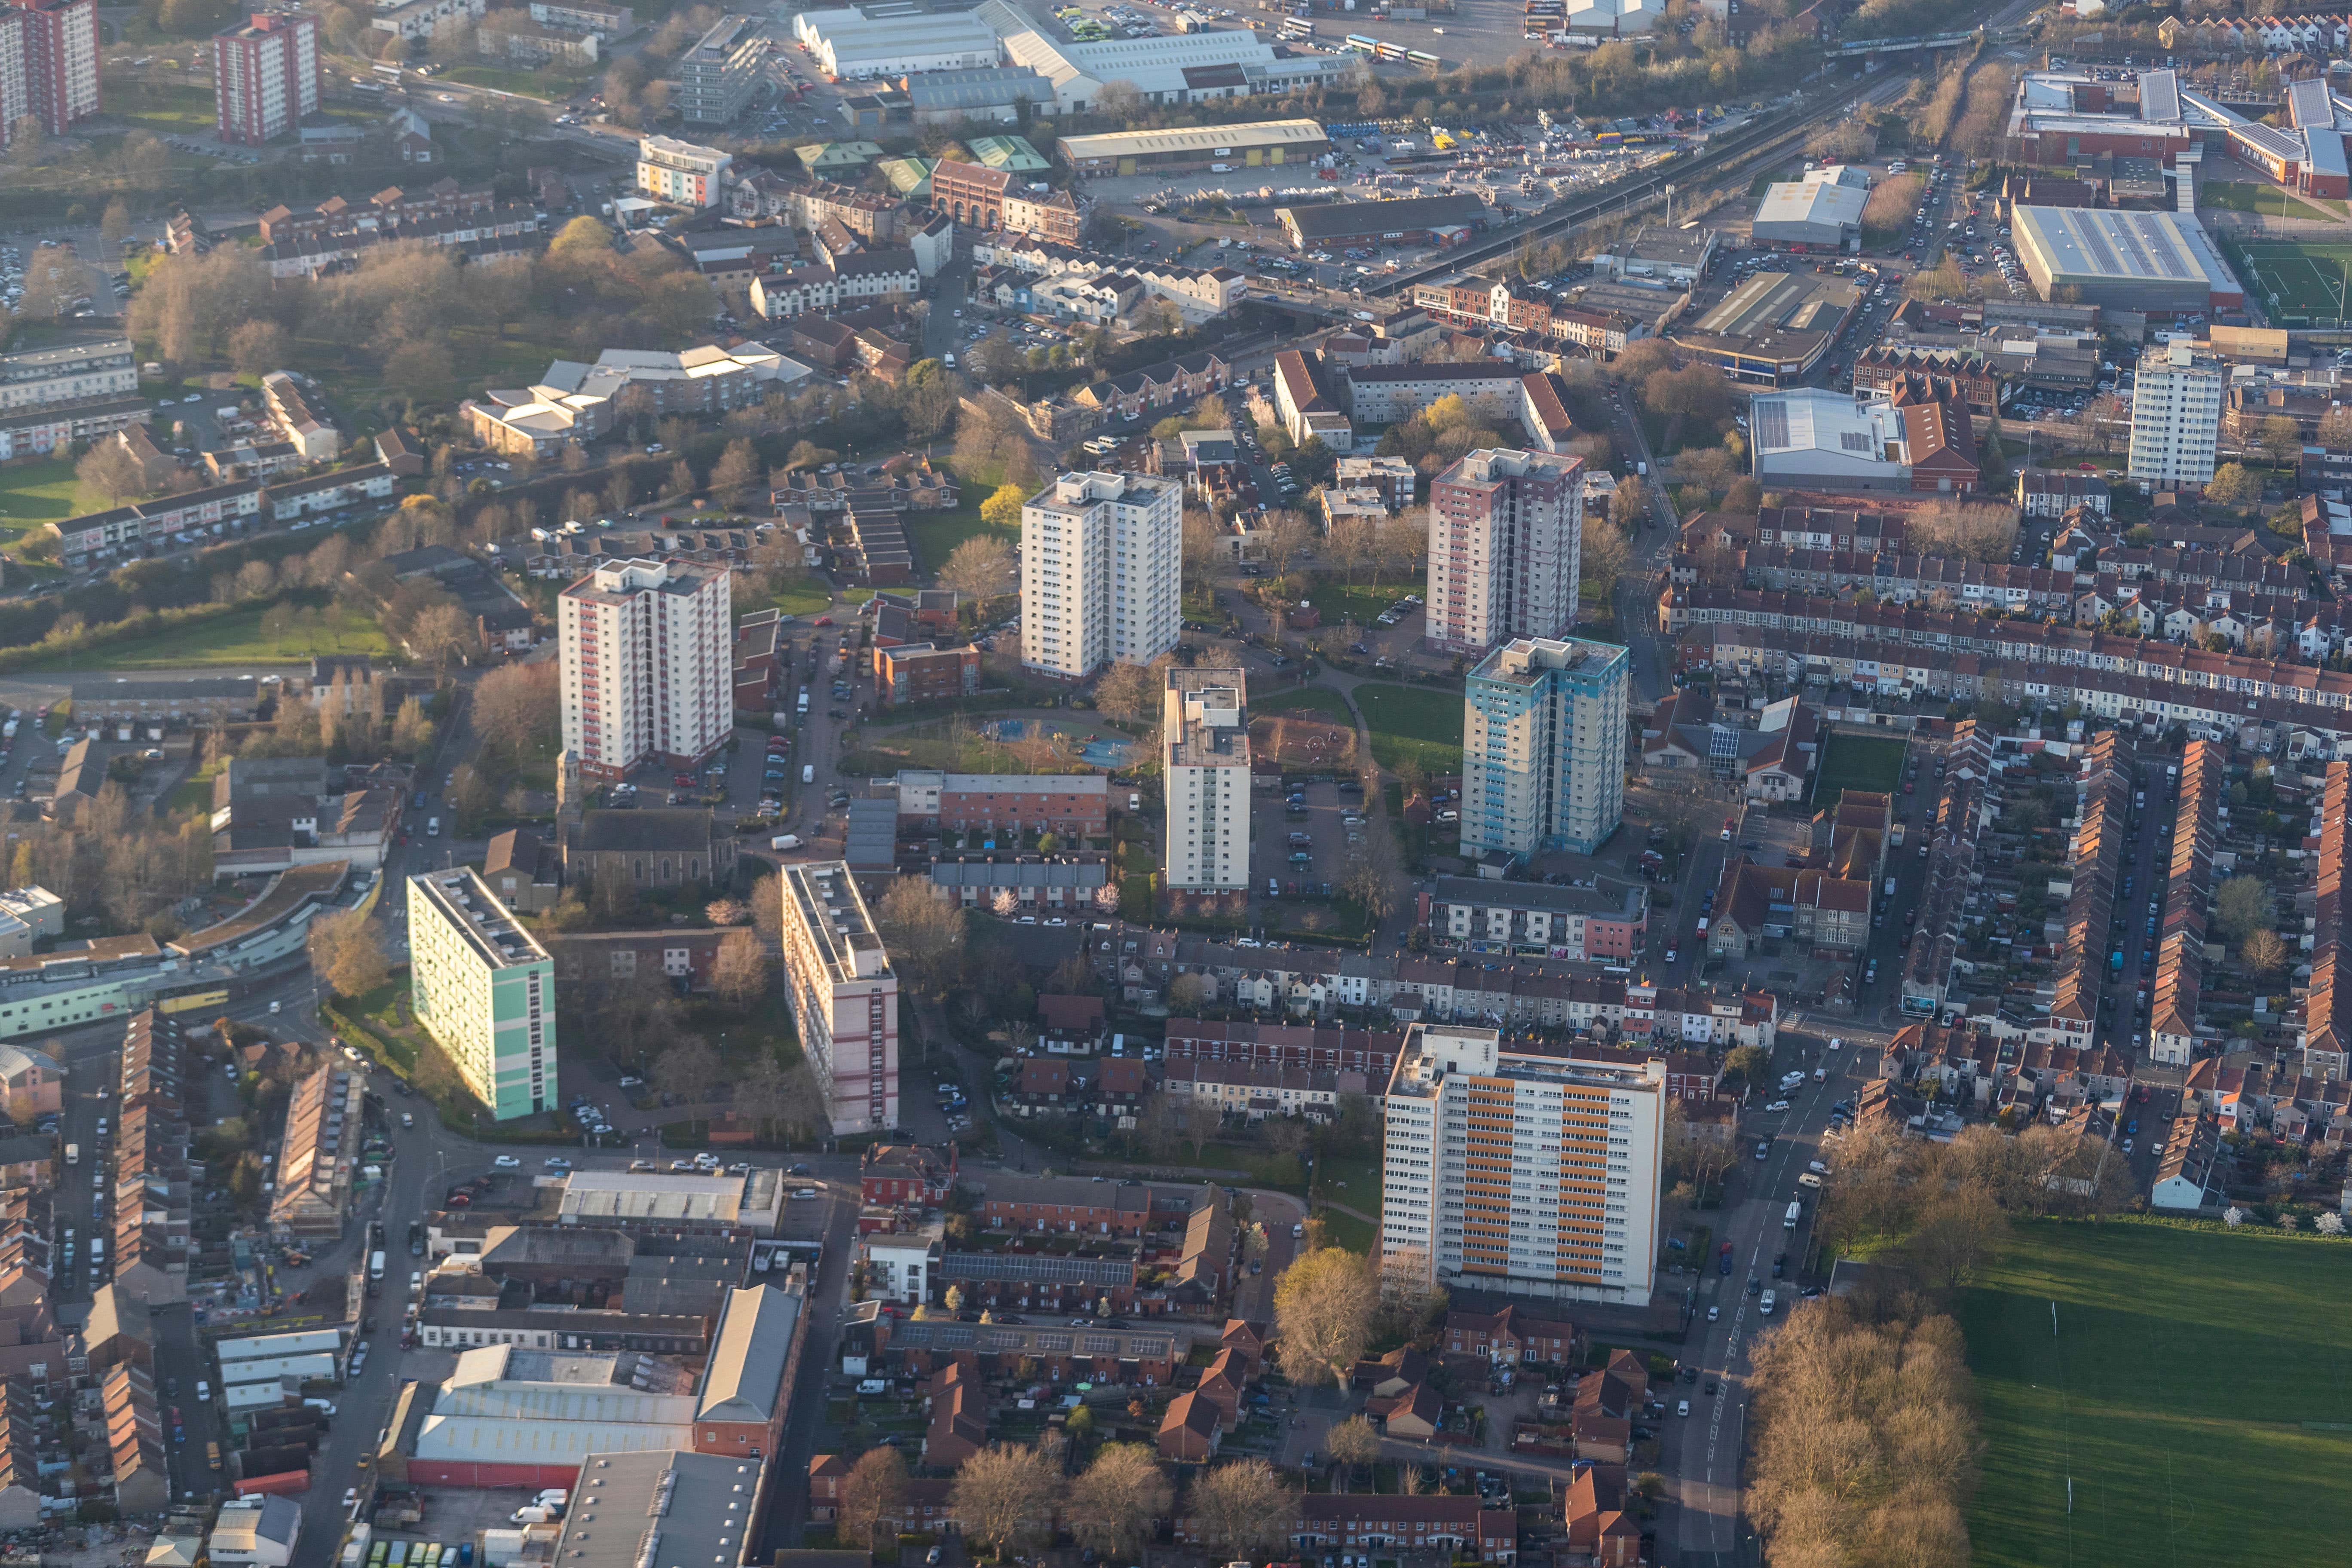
406, 869, 557, 1120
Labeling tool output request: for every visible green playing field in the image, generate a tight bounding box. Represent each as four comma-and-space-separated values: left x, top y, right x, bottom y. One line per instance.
2233, 240, 2352, 320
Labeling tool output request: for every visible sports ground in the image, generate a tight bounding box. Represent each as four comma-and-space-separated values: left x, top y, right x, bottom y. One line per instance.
2229, 237, 2352, 323
1959, 1217, 2352, 1566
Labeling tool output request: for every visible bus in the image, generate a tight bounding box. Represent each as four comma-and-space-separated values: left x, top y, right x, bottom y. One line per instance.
1373, 38, 1408, 59
1278, 16, 1314, 37
1344, 32, 1379, 51
1407, 50, 1439, 69
371, 61, 402, 80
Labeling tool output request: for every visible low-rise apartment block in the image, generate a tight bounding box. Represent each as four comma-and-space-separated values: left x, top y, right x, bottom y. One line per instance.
892, 770, 1109, 837
1417, 876, 1646, 960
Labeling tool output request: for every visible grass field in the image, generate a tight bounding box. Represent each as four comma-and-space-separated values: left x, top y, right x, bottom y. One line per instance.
904, 505, 1004, 574
1812, 731, 1907, 801
2202, 180, 2343, 221
438, 64, 584, 98
1353, 681, 1462, 774
0, 457, 92, 557
2229, 236, 2352, 322
752, 576, 833, 618
1253, 685, 1355, 724
1960, 1217, 2352, 1568
16, 597, 389, 672
1307, 581, 1417, 628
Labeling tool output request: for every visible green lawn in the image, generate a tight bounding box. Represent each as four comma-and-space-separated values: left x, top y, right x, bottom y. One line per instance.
0, 456, 92, 557
1307, 581, 1416, 628
1253, 685, 1354, 724
1812, 731, 1907, 801
2201, 180, 2342, 221
905, 505, 1006, 575
1352, 681, 1462, 774
16, 596, 390, 671
752, 576, 833, 618
1960, 1217, 2352, 1568
106, 80, 218, 132
437, 64, 583, 98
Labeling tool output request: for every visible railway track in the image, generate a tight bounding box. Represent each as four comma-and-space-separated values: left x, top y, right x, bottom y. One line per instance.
1367, 68, 1920, 299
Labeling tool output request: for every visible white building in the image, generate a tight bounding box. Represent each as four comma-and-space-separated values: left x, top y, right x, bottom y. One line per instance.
1162, 668, 1250, 897
1018, 470, 1182, 680
793, 3, 1000, 77
989, 11, 1334, 113
864, 1222, 941, 1304
1461, 636, 1629, 859
1752, 169, 1868, 251
778, 861, 900, 1136
1424, 448, 1585, 657
407, 869, 557, 1122
557, 558, 732, 783
370, 0, 486, 43
206, 1496, 300, 1568
637, 135, 732, 207
2128, 339, 2223, 490
0, 886, 62, 960
1380, 1023, 1664, 1307
0, 337, 136, 413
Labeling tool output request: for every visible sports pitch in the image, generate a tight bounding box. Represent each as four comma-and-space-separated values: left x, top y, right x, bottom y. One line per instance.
2233, 239, 2352, 322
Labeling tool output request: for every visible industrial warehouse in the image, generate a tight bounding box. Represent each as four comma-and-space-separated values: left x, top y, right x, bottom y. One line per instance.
1274, 192, 1487, 251
1671, 270, 1865, 384
1055, 119, 1330, 175
2008, 205, 2244, 315
1751, 167, 1868, 252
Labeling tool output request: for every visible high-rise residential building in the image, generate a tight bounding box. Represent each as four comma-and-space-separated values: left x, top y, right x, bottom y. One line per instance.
1162, 667, 1250, 898
1020, 470, 1182, 681
406, 868, 557, 1121
778, 861, 900, 1136
1424, 447, 1585, 656
1461, 635, 1628, 859
672, 12, 761, 124
2127, 339, 2223, 490
9, 0, 95, 134
1380, 1023, 1664, 1307
558, 557, 733, 783
211, 11, 316, 146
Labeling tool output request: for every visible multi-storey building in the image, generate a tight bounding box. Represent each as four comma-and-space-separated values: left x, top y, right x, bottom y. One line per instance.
9, 0, 95, 135
1019, 470, 1182, 680
211, 11, 316, 146
528, 0, 630, 34
1425, 447, 1585, 656
778, 861, 900, 1135
892, 770, 1109, 837
637, 135, 732, 208
1381, 1023, 1664, 1307
2128, 339, 2223, 490
1162, 668, 1250, 898
932, 158, 1010, 230
368, 0, 483, 43
1461, 637, 1628, 860
672, 12, 761, 124
0, 335, 135, 411
406, 868, 557, 1121
557, 558, 732, 783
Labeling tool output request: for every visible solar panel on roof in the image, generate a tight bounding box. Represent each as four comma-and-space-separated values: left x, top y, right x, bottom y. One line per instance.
2142, 69, 2180, 123
935, 1325, 975, 1346
1083, 1334, 1120, 1355
1035, 1333, 1073, 1352
1753, 398, 1789, 452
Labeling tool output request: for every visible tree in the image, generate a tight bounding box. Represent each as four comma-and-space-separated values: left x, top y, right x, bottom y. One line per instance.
2245, 926, 2288, 977
656, 1037, 721, 1105
941, 534, 1016, 604
227, 318, 289, 377
1273, 1246, 1377, 1388
710, 438, 760, 499
837, 1448, 907, 1557
2214, 875, 2269, 942
712, 928, 770, 1010
307, 909, 390, 998
2259, 413, 2303, 466
980, 481, 1027, 531
1911, 497, 2018, 562
75, 441, 144, 508
1092, 653, 1172, 726
1167, 972, 1213, 1014
469, 661, 559, 773
949, 1445, 1063, 1559
1903, 1179, 2006, 1288
1064, 1444, 1172, 1560
1583, 510, 1630, 591
1609, 473, 1649, 532
2205, 462, 2263, 509
874, 879, 966, 999
1722, 1044, 1772, 1092
1186, 1460, 1295, 1559
99, 199, 131, 246
1324, 1415, 1380, 1489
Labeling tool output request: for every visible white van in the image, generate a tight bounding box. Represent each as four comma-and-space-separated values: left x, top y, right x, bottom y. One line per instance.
1783, 1200, 1802, 1228
1758, 1289, 1776, 1316
856, 1378, 889, 1395
802, 764, 815, 784
426, 817, 440, 836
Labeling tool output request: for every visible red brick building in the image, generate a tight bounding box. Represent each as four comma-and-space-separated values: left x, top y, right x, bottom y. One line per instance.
1444, 1304, 1582, 1367
1161, 1018, 1404, 1078
932, 159, 1009, 230
1283, 1497, 1519, 1562
859, 1142, 956, 1207
873, 642, 980, 706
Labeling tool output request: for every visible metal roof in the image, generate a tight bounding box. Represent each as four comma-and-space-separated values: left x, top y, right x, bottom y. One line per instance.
1056, 118, 1327, 161
695, 1285, 801, 1425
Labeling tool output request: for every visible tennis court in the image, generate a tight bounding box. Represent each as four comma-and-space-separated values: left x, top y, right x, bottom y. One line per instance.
2233, 239, 2352, 323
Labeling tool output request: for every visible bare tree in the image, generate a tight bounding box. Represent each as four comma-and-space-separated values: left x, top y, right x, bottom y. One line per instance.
656, 1037, 721, 1105
1324, 1415, 1380, 1490
837, 1447, 907, 1556
949, 1445, 1063, 1557
1911, 498, 2020, 563
941, 535, 1016, 604
1187, 1460, 1296, 1559
712, 929, 770, 1010
1064, 1444, 1172, 1560
874, 879, 967, 999
76, 441, 145, 508
307, 910, 390, 998
1273, 1246, 1377, 1388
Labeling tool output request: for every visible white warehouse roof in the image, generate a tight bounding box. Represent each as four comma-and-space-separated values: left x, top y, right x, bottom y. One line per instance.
1755, 178, 1867, 236
217, 1329, 343, 1363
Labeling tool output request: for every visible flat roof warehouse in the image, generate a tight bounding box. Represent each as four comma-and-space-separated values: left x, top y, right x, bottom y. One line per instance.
1055, 118, 1329, 170
1276, 193, 1485, 248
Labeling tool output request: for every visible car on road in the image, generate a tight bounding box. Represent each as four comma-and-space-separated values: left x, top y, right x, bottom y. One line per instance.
1755, 1140, 1770, 1160
493, 1155, 521, 1169
1764, 1099, 1791, 1113
1677, 1399, 1691, 1417
791, 1187, 819, 1200
542, 1156, 571, 1170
